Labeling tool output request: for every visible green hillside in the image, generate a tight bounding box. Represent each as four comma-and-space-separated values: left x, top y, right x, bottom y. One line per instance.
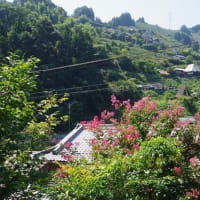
1, 0, 200, 127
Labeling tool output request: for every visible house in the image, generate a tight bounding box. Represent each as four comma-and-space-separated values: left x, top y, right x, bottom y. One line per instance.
137, 83, 174, 92
172, 55, 185, 61
184, 64, 200, 75
32, 124, 115, 170
174, 67, 185, 75
174, 64, 200, 76
159, 70, 169, 76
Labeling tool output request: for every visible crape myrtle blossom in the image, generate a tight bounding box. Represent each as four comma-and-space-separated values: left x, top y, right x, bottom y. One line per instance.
132, 96, 157, 112
158, 104, 185, 119
55, 95, 200, 199
186, 189, 200, 199
173, 166, 181, 175
65, 142, 73, 150
82, 95, 199, 160
61, 141, 80, 162
190, 157, 199, 169
56, 168, 67, 178
82, 96, 190, 157
101, 110, 115, 121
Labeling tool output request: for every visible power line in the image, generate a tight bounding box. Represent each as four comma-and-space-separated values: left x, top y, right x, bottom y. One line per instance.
30, 43, 186, 99
37, 55, 125, 73
30, 44, 186, 98
31, 83, 107, 96
30, 85, 129, 100
30, 87, 112, 99
36, 44, 185, 73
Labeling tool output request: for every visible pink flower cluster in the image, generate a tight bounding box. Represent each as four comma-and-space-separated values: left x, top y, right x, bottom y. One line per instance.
133, 96, 157, 112
173, 166, 181, 175
189, 157, 199, 169
81, 116, 105, 137
186, 189, 200, 199
122, 125, 139, 141
158, 105, 184, 119
111, 94, 122, 110
56, 168, 67, 178
122, 99, 132, 110
176, 120, 191, 128
62, 154, 73, 162
101, 110, 115, 120
65, 142, 73, 150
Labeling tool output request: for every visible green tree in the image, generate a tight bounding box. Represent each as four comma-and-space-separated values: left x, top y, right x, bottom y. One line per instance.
180, 25, 190, 35
0, 55, 68, 198
73, 6, 95, 21
192, 41, 199, 52
0, 0, 7, 3
13, 0, 67, 24
110, 12, 135, 27
191, 24, 200, 32
136, 17, 146, 24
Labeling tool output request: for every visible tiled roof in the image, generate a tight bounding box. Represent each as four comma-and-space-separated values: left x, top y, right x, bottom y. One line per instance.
33, 124, 114, 162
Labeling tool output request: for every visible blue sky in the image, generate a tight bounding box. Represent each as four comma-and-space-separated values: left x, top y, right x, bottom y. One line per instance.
51, 0, 199, 30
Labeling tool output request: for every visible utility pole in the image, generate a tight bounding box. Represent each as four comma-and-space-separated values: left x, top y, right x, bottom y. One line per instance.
68, 102, 71, 131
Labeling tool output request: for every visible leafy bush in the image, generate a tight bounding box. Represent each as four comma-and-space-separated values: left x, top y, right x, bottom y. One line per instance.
0, 55, 68, 199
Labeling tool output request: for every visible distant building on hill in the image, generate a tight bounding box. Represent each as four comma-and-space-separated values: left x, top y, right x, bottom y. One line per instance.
172, 55, 185, 61
137, 82, 175, 92
184, 64, 200, 75
174, 64, 200, 76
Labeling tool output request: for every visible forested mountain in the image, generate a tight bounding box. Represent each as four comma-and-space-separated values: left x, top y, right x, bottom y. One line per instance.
1, 0, 200, 128
13, 0, 67, 23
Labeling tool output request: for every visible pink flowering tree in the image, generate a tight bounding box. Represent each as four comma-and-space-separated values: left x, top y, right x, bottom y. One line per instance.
50, 95, 200, 200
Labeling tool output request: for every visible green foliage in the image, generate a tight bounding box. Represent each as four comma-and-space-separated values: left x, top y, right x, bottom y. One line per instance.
110, 13, 135, 27
73, 6, 95, 21
47, 155, 134, 200
174, 31, 192, 45
136, 17, 146, 24
191, 24, 200, 33
192, 41, 199, 51
1, 0, 200, 130
0, 55, 69, 198
180, 25, 191, 35
13, 0, 67, 24
133, 137, 183, 170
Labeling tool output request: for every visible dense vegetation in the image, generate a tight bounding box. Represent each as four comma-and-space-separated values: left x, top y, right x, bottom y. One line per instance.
0, 0, 200, 198
1, 0, 200, 128
0, 55, 69, 199
48, 96, 200, 200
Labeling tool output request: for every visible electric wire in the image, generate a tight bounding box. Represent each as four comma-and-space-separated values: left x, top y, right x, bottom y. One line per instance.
30, 44, 186, 99
30, 85, 129, 100
36, 44, 185, 73
31, 83, 107, 96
